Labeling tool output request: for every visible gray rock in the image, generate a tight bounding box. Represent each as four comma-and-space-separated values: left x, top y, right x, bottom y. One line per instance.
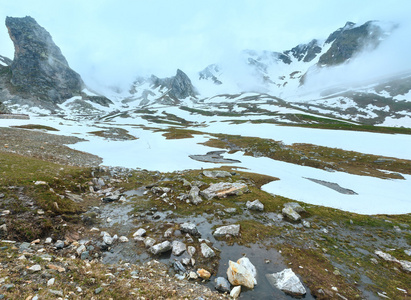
284, 202, 306, 213
101, 232, 113, 245
189, 186, 203, 205
203, 170, 232, 178
224, 207, 237, 213
246, 199, 264, 211
200, 182, 249, 200
49, 289, 64, 297
76, 245, 86, 256
5, 16, 84, 104
29, 264, 42, 272
180, 222, 200, 237
19, 242, 31, 252
54, 240, 65, 249
172, 241, 187, 256
200, 243, 216, 258
173, 261, 187, 274
282, 206, 301, 222
94, 287, 103, 294
150, 241, 172, 255
215, 277, 231, 292
266, 268, 306, 296
133, 228, 146, 238
144, 237, 156, 248
0, 224, 7, 234
80, 251, 90, 260
213, 224, 240, 238
187, 246, 196, 257
405, 249, 411, 256
302, 220, 311, 228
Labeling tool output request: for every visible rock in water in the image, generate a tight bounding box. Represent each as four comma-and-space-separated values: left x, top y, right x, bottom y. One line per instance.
230, 286, 241, 298
5, 16, 84, 103
266, 268, 306, 296
215, 277, 231, 292
226, 260, 255, 289
237, 257, 257, 285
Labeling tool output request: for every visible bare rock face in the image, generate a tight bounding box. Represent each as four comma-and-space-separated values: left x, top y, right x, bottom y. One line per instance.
5, 16, 84, 103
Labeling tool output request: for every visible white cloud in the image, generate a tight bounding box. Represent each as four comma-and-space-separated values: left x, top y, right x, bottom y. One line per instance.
0, 0, 410, 93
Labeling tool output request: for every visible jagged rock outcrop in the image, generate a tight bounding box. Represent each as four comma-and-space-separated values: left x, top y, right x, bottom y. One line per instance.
5, 16, 84, 104
151, 69, 197, 101
285, 39, 322, 63
318, 21, 390, 66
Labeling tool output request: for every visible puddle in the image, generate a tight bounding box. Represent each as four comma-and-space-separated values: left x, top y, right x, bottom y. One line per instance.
94, 199, 313, 299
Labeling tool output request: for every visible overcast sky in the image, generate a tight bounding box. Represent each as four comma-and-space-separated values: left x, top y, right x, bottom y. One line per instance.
0, 0, 409, 91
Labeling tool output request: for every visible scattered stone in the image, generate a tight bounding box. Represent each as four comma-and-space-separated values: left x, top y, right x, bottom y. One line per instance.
284, 202, 306, 213
80, 251, 90, 260
246, 199, 264, 211
101, 232, 113, 245
47, 278, 55, 286
230, 286, 241, 299
227, 260, 255, 289
119, 236, 129, 243
76, 245, 86, 256
173, 261, 186, 274
0, 193, 4, 199
302, 220, 311, 228
29, 264, 41, 272
143, 237, 156, 248
213, 224, 240, 238
49, 290, 63, 297
187, 246, 196, 257
282, 206, 301, 222
375, 250, 411, 273
54, 240, 65, 249
94, 287, 103, 294
405, 249, 411, 256
102, 193, 122, 203
266, 268, 306, 296
150, 241, 172, 255
172, 241, 187, 256
180, 222, 200, 237
237, 257, 257, 285
224, 208, 237, 214
34, 181, 47, 185
200, 243, 216, 258
164, 227, 174, 238
200, 182, 248, 200
44, 237, 52, 244
0, 225, 6, 234
47, 264, 65, 273
188, 271, 198, 280
215, 277, 230, 293
189, 151, 241, 164
197, 268, 211, 280
202, 170, 232, 178
2, 284, 14, 291
19, 242, 31, 252
189, 186, 203, 205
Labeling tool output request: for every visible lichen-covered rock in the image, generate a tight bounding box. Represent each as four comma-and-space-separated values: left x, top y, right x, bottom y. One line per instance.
189, 186, 203, 205
172, 241, 187, 256
202, 170, 232, 178
237, 257, 257, 285
180, 222, 201, 237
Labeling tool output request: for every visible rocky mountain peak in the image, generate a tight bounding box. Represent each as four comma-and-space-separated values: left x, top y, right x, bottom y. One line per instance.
151, 69, 197, 100
319, 21, 388, 66
5, 16, 84, 103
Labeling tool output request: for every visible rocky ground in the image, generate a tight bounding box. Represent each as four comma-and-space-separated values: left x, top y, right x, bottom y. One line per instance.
0, 126, 410, 299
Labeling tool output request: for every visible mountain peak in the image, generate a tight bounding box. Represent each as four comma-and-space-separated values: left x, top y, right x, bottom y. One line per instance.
5, 16, 84, 104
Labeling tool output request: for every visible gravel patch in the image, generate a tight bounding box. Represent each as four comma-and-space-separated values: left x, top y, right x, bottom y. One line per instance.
0, 127, 102, 166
